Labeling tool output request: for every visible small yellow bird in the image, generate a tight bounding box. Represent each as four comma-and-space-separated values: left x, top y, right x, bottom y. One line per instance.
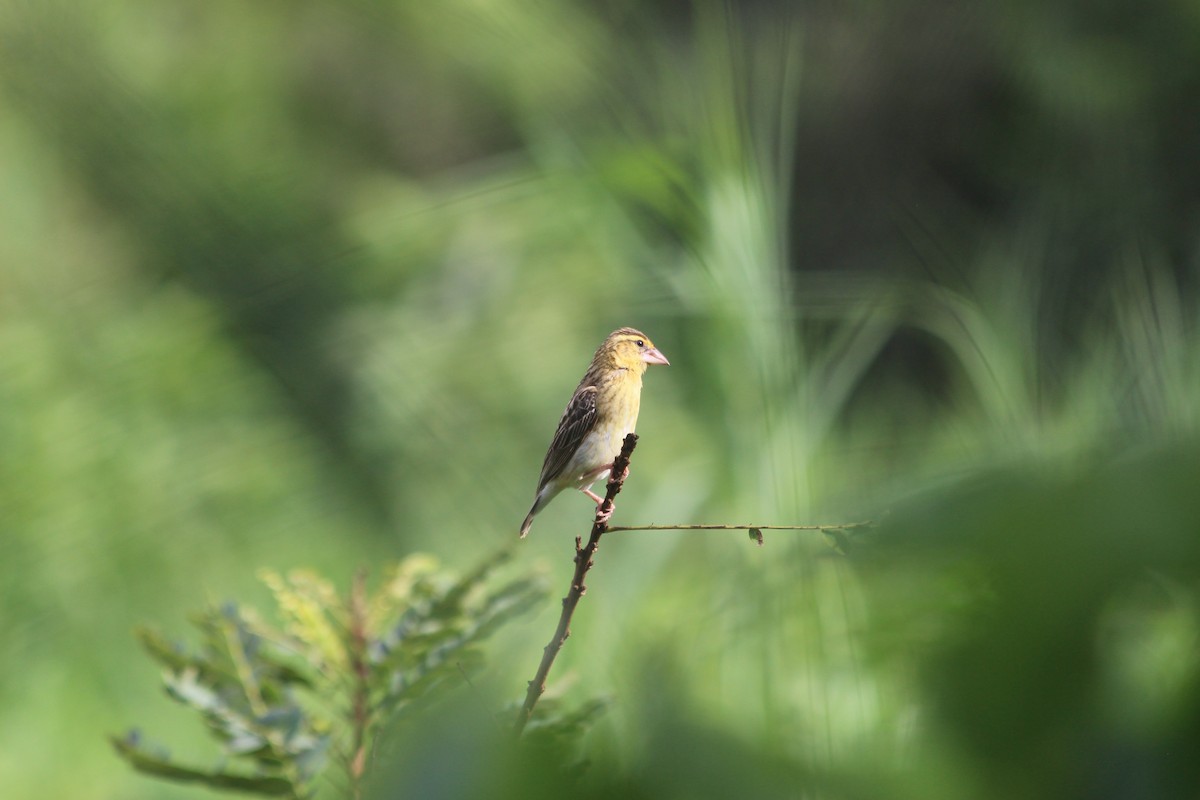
519, 327, 669, 538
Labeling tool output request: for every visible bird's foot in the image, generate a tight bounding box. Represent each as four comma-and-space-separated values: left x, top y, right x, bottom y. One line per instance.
581, 488, 615, 522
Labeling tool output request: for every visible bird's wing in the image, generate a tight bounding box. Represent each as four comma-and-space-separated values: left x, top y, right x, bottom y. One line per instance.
537, 384, 599, 489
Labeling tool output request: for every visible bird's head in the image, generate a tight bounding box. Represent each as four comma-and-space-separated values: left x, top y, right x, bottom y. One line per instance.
595, 327, 670, 373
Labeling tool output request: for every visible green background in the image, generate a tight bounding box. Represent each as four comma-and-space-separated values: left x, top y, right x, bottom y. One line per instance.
3, 1, 1199, 797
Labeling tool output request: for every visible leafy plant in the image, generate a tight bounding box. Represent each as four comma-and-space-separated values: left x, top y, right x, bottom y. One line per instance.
112, 552, 548, 799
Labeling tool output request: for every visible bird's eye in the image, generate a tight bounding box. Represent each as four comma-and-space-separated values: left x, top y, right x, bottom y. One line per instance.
636, 339, 645, 347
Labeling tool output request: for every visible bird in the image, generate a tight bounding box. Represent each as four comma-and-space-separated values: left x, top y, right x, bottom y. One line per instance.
519, 327, 669, 538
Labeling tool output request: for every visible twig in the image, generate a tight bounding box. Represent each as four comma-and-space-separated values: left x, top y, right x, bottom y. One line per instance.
604, 522, 873, 533
606, 521, 872, 548
513, 433, 639, 736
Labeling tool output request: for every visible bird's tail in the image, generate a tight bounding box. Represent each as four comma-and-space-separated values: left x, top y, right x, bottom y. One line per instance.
520, 483, 563, 538
519, 490, 550, 538
519, 509, 536, 539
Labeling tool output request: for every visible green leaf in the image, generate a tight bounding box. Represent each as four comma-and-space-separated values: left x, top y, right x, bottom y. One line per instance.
429, 547, 514, 619
110, 733, 295, 797
163, 668, 222, 712
136, 626, 237, 688
523, 696, 612, 740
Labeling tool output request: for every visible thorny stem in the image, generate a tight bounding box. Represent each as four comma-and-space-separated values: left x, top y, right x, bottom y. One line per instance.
513, 433, 638, 736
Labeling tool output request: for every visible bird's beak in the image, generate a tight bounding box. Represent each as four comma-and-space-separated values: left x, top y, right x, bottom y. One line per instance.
642, 347, 670, 366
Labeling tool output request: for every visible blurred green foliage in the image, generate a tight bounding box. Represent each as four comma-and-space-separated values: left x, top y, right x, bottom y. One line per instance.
2, 0, 1200, 798
113, 553, 548, 798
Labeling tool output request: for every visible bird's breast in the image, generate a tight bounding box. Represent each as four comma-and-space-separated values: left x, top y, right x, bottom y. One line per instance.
566, 372, 642, 485
597, 371, 642, 430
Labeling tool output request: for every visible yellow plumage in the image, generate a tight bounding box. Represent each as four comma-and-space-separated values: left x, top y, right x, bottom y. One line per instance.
519, 327, 669, 538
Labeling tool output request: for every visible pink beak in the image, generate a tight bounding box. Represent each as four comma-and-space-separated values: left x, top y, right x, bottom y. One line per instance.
642, 347, 670, 366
